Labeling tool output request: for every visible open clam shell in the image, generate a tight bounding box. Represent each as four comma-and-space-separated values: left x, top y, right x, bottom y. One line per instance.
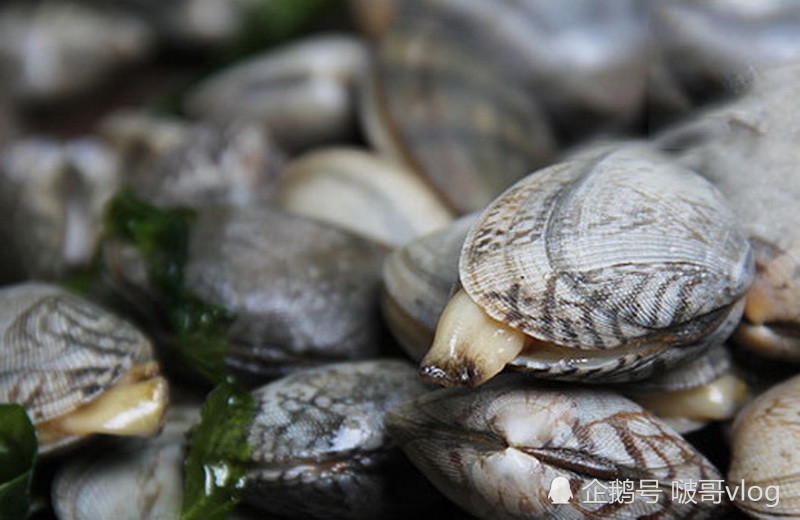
422, 144, 753, 386
0, 283, 168, 454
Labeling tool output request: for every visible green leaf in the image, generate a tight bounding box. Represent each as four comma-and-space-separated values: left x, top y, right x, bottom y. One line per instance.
103, 190, 236, 384
0, 404, 38, 520
182, 382, 257, 520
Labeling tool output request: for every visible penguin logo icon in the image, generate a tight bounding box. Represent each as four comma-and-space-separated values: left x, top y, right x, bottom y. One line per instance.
548, 476, 573, 504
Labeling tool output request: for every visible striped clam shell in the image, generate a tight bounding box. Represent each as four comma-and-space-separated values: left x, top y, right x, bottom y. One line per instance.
729, 373, 800, 518
461, 145, 753, 381
387, 376, 724, 519
382, 214, 477, 360
0, 283, 153, 434
362, 8, 555, 214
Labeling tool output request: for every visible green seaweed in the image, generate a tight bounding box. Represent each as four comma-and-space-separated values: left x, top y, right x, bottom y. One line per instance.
104, 190, 235, 384
0, 404, 38, 520
181, 382, 257, 520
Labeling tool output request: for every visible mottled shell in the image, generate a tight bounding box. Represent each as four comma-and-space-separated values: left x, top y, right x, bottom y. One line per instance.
277, 147, 452, 247
0, 283, 154, 453
244, 360, 452, 519
657, 66, 800, 360
382, 214, 477, 360
362, 8, 555, 214
461, 145, 753, 380
52, 405, 199, 520
184, 206, 388, 380
0, 138, 121, 282
185, 34, 368, 152
728, 373, 800, 518
123, 121, 286, 210
0, 1, 152, 100
387, 376, 724, 519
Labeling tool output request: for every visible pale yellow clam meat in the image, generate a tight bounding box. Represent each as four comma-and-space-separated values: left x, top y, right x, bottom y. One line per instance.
0, 283, 168, 454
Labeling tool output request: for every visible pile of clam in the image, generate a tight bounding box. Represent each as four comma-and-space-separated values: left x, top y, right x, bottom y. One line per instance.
2, 0, 800, 519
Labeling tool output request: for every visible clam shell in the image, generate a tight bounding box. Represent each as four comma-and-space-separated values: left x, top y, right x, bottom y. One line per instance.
651, 0, 800, 104
461, 145, 753, 380
244, 360, 450, 519
0, 283, 154, 453
657, 65, 800, 359
52, 405, 199, 520
0, 138, 121, 282
382, 214, 477, 360
729, 373, 800, 518
185, 34, 368, 152
363, 10, 555, 214
277, 147, 452, 247
0, 1, 152, 101
123, 120, 286, 210
387, 376, 724, 519
184, 206, 388, 380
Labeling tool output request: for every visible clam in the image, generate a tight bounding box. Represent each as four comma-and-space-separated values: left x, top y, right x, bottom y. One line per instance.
244, 360, 454, 519
421, 145, 753, 387
185, 34, 368, 152
121, 120, 287, 210
657, 65, 800, 361
103, 206, 388, 381
650, 0, 800, 108
382, 214, 477, 360
52, 404, 199, 520
361, 6, 556, 214
620, 344, 748, 434
0, 283, 168, 454
386, 376, 725, 519
0, 1, 152, 101
364, 0, 649, 142
728, 372, 800, 518
0, 137, 121, 282
277, 147, 453, 247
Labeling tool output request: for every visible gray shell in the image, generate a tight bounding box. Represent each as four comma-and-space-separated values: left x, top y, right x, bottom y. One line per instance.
382, 214, 477, 360
0, 283, 153, 450
461, 145, 753, 380
52, 405, 199, 520
0, 1, 152, 101
728, 373, 800, 518
244, 360, 443, 519
124, 121, 286, 210
0, 138, 121, 282
651, 0, 800, 102
363, 9, 555, 214
185, 34, 368, 153
387, 376, 724, 519
184, 206, 387, 380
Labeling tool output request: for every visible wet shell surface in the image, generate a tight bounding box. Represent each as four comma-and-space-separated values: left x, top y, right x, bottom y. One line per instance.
0, 283, 167, 454
728, 372, 800, 518
386, 376, 724, 519
183, 206, 388, 380
423, 144, 753, 386
243, 360, 451, 519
